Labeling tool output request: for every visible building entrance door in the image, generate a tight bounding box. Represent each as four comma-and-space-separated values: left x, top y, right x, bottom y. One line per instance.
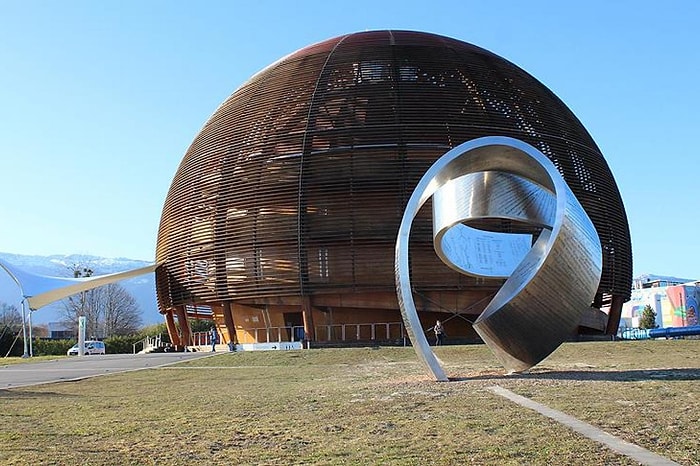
283, 312, 305, 341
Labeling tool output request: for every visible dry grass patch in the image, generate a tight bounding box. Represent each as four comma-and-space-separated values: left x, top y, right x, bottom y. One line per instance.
1, 355, 67, 366
500, 340, 700, 465
1, 341, 698, 465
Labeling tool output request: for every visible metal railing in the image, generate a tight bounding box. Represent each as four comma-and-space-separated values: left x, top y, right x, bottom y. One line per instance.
186, 322, 406, 347
314, 322, 405, 342
617, 327, 650, 340
191, 331, 213, 346
132, 334, 163, 354
224, 322, 405, 344
235, 326, 306, 344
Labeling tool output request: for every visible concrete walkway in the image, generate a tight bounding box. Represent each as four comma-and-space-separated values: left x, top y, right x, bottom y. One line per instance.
489, 385, 681, 466
0, 352, 214, 389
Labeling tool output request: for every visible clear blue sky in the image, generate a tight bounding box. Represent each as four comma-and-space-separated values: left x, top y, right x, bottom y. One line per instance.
1, 1, 698, 280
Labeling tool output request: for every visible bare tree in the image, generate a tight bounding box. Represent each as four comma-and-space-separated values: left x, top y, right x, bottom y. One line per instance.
62, 265, 97, 337
63, 290, 97, 338
61, 264, 142, 338
0, 302, 22, 349
100, 283, 142, 336
0, 302, 22, 331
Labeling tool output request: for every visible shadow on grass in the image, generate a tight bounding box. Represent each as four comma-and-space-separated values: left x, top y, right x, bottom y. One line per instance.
0, 389, 80, 399
451, 367, 700, 382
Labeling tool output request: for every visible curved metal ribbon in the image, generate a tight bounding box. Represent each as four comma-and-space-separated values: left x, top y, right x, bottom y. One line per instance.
395, 136, 602, 380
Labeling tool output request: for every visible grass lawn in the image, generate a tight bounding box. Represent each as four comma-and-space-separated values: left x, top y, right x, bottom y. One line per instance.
1, 340, 698, 465
0, 355, 67, 366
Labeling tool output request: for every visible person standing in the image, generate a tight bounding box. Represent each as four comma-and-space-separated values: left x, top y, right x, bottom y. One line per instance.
210, 327, 218, 352
434, 320, 445, 346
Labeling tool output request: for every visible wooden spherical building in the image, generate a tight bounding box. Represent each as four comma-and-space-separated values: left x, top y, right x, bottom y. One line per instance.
155, 30, 631, 348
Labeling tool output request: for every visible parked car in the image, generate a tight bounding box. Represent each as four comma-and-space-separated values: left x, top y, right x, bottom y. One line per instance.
67, 340, 106, 356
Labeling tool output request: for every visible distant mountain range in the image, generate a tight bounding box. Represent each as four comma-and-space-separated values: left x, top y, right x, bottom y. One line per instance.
0, 252, 161, 326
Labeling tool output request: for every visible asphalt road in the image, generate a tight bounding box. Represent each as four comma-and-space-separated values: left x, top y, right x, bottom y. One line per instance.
0, 352, 214, 389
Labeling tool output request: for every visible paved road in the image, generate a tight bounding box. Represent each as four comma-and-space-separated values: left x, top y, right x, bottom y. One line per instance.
0, 352, 215, 389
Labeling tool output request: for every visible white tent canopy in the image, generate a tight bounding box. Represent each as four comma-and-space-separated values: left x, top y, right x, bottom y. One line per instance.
0, 258, 160, 310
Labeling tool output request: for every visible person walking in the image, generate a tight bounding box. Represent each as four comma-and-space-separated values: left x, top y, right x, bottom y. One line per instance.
434, 320, 445, 346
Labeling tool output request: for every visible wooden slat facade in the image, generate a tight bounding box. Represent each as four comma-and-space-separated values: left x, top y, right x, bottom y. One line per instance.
155, 31, 632, 344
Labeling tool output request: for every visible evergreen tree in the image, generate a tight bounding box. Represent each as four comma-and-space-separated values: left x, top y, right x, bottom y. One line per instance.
639, 304, 658, 329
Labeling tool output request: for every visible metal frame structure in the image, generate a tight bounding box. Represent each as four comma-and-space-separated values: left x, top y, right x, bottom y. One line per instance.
0, 259, 159, 357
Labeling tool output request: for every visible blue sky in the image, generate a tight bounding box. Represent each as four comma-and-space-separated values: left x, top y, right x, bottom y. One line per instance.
0, 1, 698, 280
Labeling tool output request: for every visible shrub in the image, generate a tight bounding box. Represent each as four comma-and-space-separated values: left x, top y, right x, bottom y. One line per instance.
0, 327, 24, 357
104, 334, 145, 354
32, 339, 75, 356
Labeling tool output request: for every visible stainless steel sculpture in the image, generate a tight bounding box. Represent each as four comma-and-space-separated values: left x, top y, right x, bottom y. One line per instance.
395, 136, 603, 380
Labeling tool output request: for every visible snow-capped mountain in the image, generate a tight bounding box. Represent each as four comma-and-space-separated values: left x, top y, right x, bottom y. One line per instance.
0, 252, 161, 326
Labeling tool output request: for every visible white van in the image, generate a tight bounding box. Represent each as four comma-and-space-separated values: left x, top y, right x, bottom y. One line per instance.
67, 340, 106, 356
